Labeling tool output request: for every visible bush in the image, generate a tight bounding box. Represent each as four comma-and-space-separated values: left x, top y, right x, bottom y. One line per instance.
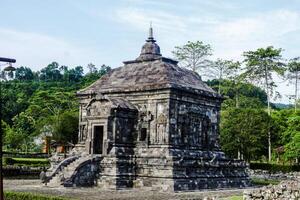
3, 152, 49, 158
4, 191, 69, 200
3, 158, 49, 167
250, 162, 300, 173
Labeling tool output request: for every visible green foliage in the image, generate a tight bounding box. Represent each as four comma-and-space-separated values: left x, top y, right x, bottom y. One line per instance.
40, 62, 62, 82
15, 66, 35, 81
51, 111, 79, 145
243, 46, 286, 100
250, 162, 300, 173
206, 79, 267, 109
81, 64, 111, 87
4, 191, 69, 200
3, 157, 49, 167
283, 115, 300, 161
220, 108, 270, 161
2, 61, 110, 152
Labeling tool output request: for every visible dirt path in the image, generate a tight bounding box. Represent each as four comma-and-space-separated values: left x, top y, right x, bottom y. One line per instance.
4, 179, 256, 200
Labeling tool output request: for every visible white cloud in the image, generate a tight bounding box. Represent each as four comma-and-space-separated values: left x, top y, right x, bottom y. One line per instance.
0, 28, 97, 71
214, 10, 300, 43
113, 7, 300, 103
115, 7, 187, 34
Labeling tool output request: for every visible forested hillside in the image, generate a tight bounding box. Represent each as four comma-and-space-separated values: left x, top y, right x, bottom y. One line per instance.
2, 62, 110, 152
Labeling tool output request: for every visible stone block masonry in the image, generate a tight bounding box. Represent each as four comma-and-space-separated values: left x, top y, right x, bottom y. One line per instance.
45, 26, 251, 191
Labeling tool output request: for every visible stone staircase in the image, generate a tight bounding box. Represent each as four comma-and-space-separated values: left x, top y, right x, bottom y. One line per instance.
48, 156, 102, 187
46, 155, 80, 186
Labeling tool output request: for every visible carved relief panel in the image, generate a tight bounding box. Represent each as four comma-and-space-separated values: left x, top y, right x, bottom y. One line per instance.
155, 103, 168, 144
138, 104, 153, 144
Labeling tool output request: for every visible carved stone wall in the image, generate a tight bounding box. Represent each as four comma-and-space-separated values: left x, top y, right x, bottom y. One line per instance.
74, 89, 250, 191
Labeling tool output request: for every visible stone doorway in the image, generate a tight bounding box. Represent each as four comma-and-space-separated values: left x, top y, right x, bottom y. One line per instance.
93, 126, 104, 154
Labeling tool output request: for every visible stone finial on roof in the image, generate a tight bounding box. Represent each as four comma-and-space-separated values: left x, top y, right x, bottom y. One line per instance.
147, 22, 155, 42
136, 24, 161, 61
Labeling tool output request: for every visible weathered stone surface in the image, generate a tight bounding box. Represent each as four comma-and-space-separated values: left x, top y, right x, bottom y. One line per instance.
243, 180, 300, 200
45, 27, 250, 191
248, 169, 300, 181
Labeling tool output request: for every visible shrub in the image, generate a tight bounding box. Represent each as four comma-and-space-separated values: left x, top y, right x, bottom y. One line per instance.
3, 158, 49, 167
4, 191, 69, 200
250, 162, 300, 173
3, 152, 49, 158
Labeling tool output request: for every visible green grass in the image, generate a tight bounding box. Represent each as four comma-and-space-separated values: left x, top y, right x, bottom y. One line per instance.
251, 178, 280, 186
3, 157, 50, 167
12, 158, 49, 162
4, 191, 70, 200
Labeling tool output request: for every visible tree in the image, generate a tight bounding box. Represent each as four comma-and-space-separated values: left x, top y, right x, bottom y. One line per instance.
282, 113, 300, 163
69, 66, 83, 82
209, 59, 234, 94
220, 108, 270, 161
87, 63, 97, 74
172, 41, 212, 73
287, 57, 300, 112
39, 62, 62, 81
9, 112, 36, 152
51, 111, 78, 155
81, 64, 111, 87
206, 79, 267, 109
243, 46, 286, 162
15, 66, 34, 81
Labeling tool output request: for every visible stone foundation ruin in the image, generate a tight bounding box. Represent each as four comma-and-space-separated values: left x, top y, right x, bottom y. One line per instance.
45, 27, 250, 191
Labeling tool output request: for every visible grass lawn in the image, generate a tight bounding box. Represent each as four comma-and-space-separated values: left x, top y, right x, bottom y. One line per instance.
12, 158, 49, 162
4, 191, 70, 200
3, 157, 49, 166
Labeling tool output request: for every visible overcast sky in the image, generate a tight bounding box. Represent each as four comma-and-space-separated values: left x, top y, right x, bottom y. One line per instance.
1, 0, 300, 103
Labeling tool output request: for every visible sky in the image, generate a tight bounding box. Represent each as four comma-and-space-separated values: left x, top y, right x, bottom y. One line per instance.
1, 0, 300, 103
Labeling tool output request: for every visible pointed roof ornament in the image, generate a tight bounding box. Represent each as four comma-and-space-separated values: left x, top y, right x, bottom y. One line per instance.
146, 21, 156, 42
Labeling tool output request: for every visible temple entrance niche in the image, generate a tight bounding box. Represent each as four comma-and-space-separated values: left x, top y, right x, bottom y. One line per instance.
93, 125, 104, 154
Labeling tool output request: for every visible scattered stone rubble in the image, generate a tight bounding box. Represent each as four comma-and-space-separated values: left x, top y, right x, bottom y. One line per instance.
243, 180, 300, 200
248, 169, 300, 181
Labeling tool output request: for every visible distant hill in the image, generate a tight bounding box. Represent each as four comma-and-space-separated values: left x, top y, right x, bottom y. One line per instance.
272, 103, 293, 109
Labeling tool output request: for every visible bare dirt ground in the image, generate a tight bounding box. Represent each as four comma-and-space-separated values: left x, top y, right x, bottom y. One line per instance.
4, 179, 256, 200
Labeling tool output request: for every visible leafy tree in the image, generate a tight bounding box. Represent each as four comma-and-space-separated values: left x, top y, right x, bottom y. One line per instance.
15, 66, 34, 81
209, 59, 234, 94
220, 108, 270, 161
87, 63, 97, 74
29, 90, 77, 117
281, 113, 300, 163
51, 111, 79, 154
69, 66, 83, 82
222, 96, 265, 109
172, 41, 212, 73
287, 57, 300, 112
1, 82, 38, 125
243, 46, 286, 161
207, 79, 268, 109
1, 120, 11, 149
39, 62, 62, 81
8, 112, 35, 152
81, 64, 111, 87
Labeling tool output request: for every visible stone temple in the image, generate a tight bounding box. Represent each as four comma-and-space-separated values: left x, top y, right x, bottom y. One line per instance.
45, 27, 250, 191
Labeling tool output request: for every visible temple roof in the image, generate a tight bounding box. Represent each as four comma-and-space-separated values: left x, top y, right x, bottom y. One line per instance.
77, 27, 219, 98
